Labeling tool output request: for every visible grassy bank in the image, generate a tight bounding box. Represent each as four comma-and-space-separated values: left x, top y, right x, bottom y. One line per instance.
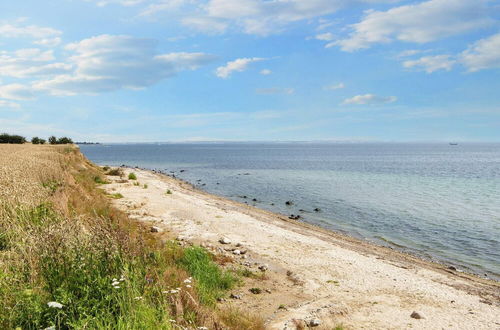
0, 145, 263, 329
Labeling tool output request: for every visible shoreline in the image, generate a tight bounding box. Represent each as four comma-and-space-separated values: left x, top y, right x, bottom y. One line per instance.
104, 166, 500, 329
123, 166, 499, 282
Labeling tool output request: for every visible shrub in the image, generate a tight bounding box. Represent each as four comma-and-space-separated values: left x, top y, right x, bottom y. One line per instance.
107, 168, 123, 176
166, 190, 172, 195
128, 173, 137, 180
0, 133, 26, 144
57, 137, 73, 144
48, 136, 57, 145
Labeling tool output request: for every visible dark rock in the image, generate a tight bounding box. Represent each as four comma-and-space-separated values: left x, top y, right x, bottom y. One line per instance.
448, 266, 457, 271
410, 311, 425, 319
285, 200, 293, 206
252, 198, 257, 202
314, 208, 321, 212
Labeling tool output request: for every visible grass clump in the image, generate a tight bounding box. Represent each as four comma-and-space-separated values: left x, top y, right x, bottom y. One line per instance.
107, 168, 123, 176
94, 176, 110, 184
143, 184, 148, 189
128, 172, 137, 180
178, 246, 238, 305
109, 193, 124, 199
166, 189, 172, 195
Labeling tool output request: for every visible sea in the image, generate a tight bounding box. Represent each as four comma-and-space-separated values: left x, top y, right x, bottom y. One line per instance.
79, 142, 500, 280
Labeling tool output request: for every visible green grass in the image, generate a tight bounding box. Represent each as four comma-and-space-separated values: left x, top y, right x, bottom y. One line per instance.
128, 173, 137, 180
94, 176, 110, 184
109, 193, 124, 199
143, 184, 148, 189
178, 246, 238, 305
166, 190, 172, 195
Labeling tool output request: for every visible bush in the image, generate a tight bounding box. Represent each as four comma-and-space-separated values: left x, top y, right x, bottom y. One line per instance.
48, 136, 57, 145
0, 133, 26, 144
128, 173, 137, 180
107, 168, 123, 176
57, 137, 73, 144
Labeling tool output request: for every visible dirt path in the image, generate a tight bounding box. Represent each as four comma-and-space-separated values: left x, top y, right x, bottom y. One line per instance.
104, 168, 500, 329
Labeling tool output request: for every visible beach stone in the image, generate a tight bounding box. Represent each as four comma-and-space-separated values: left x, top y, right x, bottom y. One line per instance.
410, 311, 425, 319
233, 250, 241, 255
150, 226, 162, 233
219, 237, 231, 244
448, 266, 457, 271
309, 319, 322, 327
259, 264, 269, 271
230, 293, 242, 299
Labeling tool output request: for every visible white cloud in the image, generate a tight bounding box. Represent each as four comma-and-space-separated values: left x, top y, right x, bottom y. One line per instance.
184, 0, 347, 36
0, 23, 62, 39
0, 49, 70, 78
403, 55, 456, 73
215, 57, 264, 78
0, 84, 36, 101
314, 32, 335, 41
33, 37, 62, 47
181, 16, 228, 34
260, 69, 272, 75
333, 0, 494, 51
460, 32, 500, 72
0, 100, 21, 109
256, 87, 294, 95
33, 35, 215, 95
85, 0, 146, 7
324, 83, 345, 90
342, 94, 397, 105
140, 0, 191, 16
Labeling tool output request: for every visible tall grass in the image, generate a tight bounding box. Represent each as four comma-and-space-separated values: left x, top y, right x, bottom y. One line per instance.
0, 145, 263, 329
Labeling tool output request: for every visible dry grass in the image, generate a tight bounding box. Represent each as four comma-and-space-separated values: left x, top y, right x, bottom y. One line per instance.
0, 145, 264, 329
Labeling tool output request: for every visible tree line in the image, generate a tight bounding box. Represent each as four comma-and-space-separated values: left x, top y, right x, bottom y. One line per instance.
0, 133, 73, 145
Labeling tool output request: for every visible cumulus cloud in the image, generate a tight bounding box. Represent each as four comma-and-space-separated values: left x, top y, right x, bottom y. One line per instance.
0, 49, 71, 78
215, 57, 264, 78
33, 35, 215, 95
0, 84, 36, 101
0, 22, 62, 47
255, 87, 294, 95
460, 32, 500, 72
183, 0, 347, 36
403, 55, 456, 73
333, 0, 494, 51
400, 32, 500, 73
342, 94, 397, 105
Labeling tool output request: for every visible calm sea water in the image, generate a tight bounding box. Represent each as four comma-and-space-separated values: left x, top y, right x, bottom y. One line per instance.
80, 143, 500, 279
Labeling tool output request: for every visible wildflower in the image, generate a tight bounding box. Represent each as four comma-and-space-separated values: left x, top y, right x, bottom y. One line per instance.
47, 301, 63, 309
169, 319, 176, 323
113, 286, 120, 289
183, 278, 192, 284
112, 281, 120, 286
162, 290, 169, 294
186, 285, 192, 288
134, 296, 143, 301
169, 289, 179, 294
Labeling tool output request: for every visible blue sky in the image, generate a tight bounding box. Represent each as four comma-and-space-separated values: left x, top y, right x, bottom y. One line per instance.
0, 0, 499, 142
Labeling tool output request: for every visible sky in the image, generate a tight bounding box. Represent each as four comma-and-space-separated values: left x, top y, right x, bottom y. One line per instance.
0, 0, 499, 142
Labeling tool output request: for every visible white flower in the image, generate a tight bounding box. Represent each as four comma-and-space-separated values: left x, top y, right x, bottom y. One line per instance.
112, 281, 120, 286
183, 278, 192, 283
112, 278, 117, 281
47, 301, 63, 309
186, 285, 192, 288
162, 290, 169, 294
134, 296, 143, 301
113, 285, 120, 289
44, 326, 56, 330
169, 319, 176, 323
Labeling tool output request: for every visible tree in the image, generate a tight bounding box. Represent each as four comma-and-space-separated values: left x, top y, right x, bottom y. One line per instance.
0, 133, 26, 144
48, 136, 57, 145
39, 138, 46, 144
31, 137, 41, 144
57, 137, 73, 144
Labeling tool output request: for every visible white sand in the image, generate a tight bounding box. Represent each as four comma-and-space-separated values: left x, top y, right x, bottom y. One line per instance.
105, 168, 500, 329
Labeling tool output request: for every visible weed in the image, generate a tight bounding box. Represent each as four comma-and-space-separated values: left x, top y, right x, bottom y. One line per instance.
128, 173, 137, 180
107, 168, 123, 176
166, 189, 172, 195
133, 182, 140, 186
143, 184, 148, 189
249, 288, 262, 294
178, 246, 238, 305
94, 176, 109, 184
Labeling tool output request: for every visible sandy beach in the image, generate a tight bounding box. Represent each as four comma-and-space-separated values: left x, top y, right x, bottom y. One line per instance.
104, 167, 500, 329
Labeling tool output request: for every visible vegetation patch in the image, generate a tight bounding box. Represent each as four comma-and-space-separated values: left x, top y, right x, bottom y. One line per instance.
128, 172, 137, 180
